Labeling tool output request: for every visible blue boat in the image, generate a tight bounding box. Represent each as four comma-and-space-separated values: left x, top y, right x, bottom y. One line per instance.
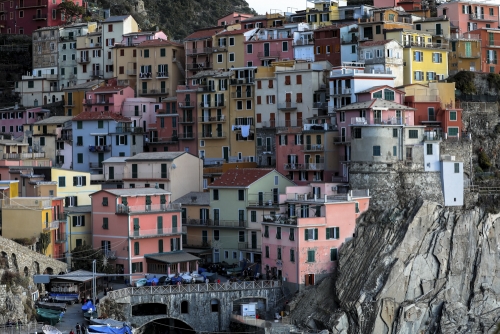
88, 325, 133, 334
82, 300, 94, 312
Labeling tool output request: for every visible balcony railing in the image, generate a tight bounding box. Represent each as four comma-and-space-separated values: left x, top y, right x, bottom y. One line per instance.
77, 57, 90, 64
183, 219, 247, 228
238, 242, 261, 250
469, 13, 498, 21
301, 144, 324, 152
230, 78, 255, 85
89, 162, 103, 169
179, 117, 195, 123
458, 52, 481, 59
200, 132, 226, 139
33, 14, 47, 20
449, 33, 480, 40
140, 88, 169, 95
178, 132, 195, 140
187, 62, 212, 70
293, 39, 314, 46
114, 126, 144, 134
199, 115, 226, 123
156, 72, 169, 78
55, 233, 67, 243
199, 101, 225, 108
2, 152, 45, 159
186, 47, 214, 55
149, 136, 179, 143
283, 163, 325, 171
127, 69, 137, 75
402, 42, 449, 49
43, 221, 59, 231
116, 203, 181, 214
139, 72, 153, 79
278, 102, 297, 110
178, 101, 195, 108
257, 51, 281, 59
231, 91, 253, 99
91, 70, 104, 77
89, 145, 111, 152
130, 227, 183, 238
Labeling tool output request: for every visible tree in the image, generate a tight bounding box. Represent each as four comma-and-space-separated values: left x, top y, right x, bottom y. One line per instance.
70, 245, 116, 274
57, 2, 86, 23
37, 232, 51, 255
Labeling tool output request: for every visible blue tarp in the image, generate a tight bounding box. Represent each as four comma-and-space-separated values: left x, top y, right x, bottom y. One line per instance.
82, 300, 94, 312
198, 267, 207, 274
49, 293, 79, 298
170, 276, 182, 284
146, 277, 159, 286
88, 325, 132, 334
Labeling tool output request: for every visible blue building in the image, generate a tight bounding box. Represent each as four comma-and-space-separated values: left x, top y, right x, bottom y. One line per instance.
72, 111, 144, 173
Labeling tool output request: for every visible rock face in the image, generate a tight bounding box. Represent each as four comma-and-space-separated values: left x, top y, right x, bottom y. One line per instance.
289, 200, 500, 333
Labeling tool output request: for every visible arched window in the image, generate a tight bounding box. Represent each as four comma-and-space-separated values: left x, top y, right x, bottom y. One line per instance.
210, 299, 219, 312
181, 300, 189, 314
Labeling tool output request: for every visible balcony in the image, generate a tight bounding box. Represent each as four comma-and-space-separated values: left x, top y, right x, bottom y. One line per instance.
91, 70, 104, 78
140, 88, 169, 95
283, 163, 325, 171
114, 126, 144, 134
183, 219, 247, 228
458, 52, 480, 59
2, 152, 45, 159
301, 144, 324, 152
187, 62, 213, 70
179, 117, 195, 123
293, 39, 314, 46
178, 132, 195, 140
127, 69, 137, 76
186, 47, 214, 55
116, 203, 182, 214
19, 0, 47, 8
257, 51, 281, 59
313, 102, 328, 110
402, 42, 449, 50
139, 72, 153, 80
85, 98, 113, 105
450, 33, 480, 41
156, 72, 169, 78
55, 233, 67, 244
33, 14, 47, 20
231, 91, 253, 99
178, 101, 195, 109
149, 136, 178, 144
199, 101, 225, 108
469, 13, 498, 22
238, 242, 261, 251
77, 57, 91, 64
230, 78, 255, 85
130, 227, 183, 239
89, 162, 103, 169
200, 132, 226, 139
89, 145, 110, 153
278, 102, 297, 111
43, 221, 59, 231
199, 115, 226, 123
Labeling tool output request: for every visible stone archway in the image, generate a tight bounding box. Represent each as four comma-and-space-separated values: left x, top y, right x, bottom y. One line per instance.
0, 252, 9, 269
11, 253, 18, 271
33, 261, 40, 274
137, 317, 195, 334
45, 267, 54, 275
24, 267, 29, 277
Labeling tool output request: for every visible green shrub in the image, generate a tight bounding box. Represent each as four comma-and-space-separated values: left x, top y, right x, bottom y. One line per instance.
478, 151, 492, 170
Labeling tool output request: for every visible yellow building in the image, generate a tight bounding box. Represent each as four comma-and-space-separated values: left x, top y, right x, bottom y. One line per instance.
449, 33, 481, 75
386, 29, 449, 85
358, 9, 413, 42
2, 196, 66, 259
113, 43, 137, 88
213, 29, 257, 70
196, 70, 256, 163
63, 80, 103, 117
51, 168, 101, 206
303, 0, 343, 26
65, 205, 92, 267
136, 40, 185, 102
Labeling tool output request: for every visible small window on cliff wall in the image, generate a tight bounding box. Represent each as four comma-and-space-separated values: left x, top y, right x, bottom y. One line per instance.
181, 301, 188, 314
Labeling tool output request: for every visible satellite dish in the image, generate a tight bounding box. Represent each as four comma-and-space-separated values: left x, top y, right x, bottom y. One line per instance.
171, 163, 176, 169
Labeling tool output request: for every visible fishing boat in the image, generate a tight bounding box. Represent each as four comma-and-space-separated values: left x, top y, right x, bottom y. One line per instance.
84, 311, 99, 322
49, 293, 79, 304
90, 318, 128, 327
88, 325, 133, 333
36, 301, 67, 311
134, 278, 147, 287
82, 300, 94, 312
37, 308, 63, 325
42, 324, 63, 334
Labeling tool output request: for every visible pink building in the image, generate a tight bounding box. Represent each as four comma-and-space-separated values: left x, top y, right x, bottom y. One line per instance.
119, 31, 168, 45
437, 1, 499, 32
90, 188, 198, 281
83, 85, 135, 113
261, 184, 370, 291
0, 106, 45, 137
244, 28, 294, 66
217, 12, 254, 26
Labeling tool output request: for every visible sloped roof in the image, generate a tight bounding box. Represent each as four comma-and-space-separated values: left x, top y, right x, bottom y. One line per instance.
173, 192, 209, 206
137, 39, 183, 47
102, 157, 128, 164
104, 15, 131, 23
359, 39, 395, 47
92, 85, 128, 93
72, 111, 131, 122
63, 80, 101, 91
91, 188, 171, 197
356, 85, 405, 94
336, 98, 416, 111
145, 251, 200, 264
125, 152, 186, 161
209, 168, 275, 188
217, 28, 253, 36
34, 116, 73, 125
184, 27, 223, 41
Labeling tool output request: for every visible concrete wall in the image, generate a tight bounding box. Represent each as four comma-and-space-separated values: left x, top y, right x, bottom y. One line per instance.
441, 160, 464, 206
424, 141, 440, 172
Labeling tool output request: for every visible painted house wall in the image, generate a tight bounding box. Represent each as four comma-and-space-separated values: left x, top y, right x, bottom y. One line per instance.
84, 86, 135, 113
441, 160, 464, 206
437, 2, 499, 34
51, 168, 101, 206
424, 141, 441, 171
0, 108, 40, 137
244, 30, 294, 66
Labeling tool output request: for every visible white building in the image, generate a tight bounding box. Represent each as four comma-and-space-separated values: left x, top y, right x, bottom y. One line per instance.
292, 24, 315, 62
358, 40, 404, 87
340, 24, 359, 64
15, 75, 64, 107
441, 157, 463, 206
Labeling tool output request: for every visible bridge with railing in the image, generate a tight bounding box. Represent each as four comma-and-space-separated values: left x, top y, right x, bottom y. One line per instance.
103, 280, 283, 332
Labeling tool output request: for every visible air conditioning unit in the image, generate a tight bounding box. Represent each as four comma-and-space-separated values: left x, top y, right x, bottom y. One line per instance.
332, 186, 337, 191
134, 35, 138, 39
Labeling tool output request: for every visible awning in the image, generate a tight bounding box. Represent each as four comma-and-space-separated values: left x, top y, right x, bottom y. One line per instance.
183, 248, 213, 256
145, 251, 200, 264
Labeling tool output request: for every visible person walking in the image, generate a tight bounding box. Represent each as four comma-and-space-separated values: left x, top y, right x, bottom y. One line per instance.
75, 322, 82, 334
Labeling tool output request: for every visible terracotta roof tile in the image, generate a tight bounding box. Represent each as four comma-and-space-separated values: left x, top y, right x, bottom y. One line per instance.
92, 85, 128, 92
72, 111, 132, 122
184, 27, 223, 41
210, 168, 274, 187
137, 39, 183, 47
217, 28, 252, 36
359, 40, 395, 47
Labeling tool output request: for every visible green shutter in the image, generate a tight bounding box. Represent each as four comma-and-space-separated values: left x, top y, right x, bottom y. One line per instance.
146, 195, 152, 205
331, 248, 338, 261
102, 197, 108, 206
134, 242, 139, 255
335, 227, 340, 239
326, 228, 330, 239
305, 229, 309, 240
103, 217, 108, 229
160, 194, 166, 204
158, 239, 163, 253
172, 215, 178, 233
132, 164, 137, 178
161, 163, 167, 178
157, 216, 163, 233
314, 228, 318, 240
133, 218, 140, 230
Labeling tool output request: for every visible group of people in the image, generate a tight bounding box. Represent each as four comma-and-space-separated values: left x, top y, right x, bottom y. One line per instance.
103, 286, 113, 296
4, 319, 22, 327
69, 322, 86, 334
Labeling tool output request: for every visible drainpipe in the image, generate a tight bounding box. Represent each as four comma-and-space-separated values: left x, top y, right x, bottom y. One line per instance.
128, 212, 132, 284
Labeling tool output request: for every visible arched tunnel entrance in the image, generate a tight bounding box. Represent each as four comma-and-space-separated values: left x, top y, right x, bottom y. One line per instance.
137, 318, 195, 334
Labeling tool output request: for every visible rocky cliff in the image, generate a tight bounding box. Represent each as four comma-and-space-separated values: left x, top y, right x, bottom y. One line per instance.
288, 200, 500, 333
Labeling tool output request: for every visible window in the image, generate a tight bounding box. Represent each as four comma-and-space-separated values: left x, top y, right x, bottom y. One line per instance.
213, 230, 220, 241
28, 81, 34, 88
296, 75, 302, 84
246, 44, 253, 54
375, 25, 381, 34
282, 41, 288, 52
448, 127, 459, 137
304, 228, 318, 240
427, 72, 436, 81
265, 246, 269, 258
276, 227, 281, 239
408, 129, 419, 139
330, 248, 338, 261
229, 53, 235, 62
384, 89, 394, 101
264, 225, 269, 238
353, 128, 362, 139
132, 262, 143, 273
102, 197, 108, 206
160, 48, 166, 57
238, 189, 244, 201
413, 51, 423, 62
277, 247, 282, 260
237, 101, 243, 110
450, 111, 457, 121
229, 37, 235, 46
77, 121, 83, 129
289, 228, 295, 241
285, 75, 291, 85
340, 112, 345, 122
238, 231, 245, 242
77, 153, 83, 163
144, 49, 149, 58
217, 54, 223, 63
58, 176, 66, 187
326, 227, 339, 239
427, 143, 433, 155
98, 120, 103, 128
73, 176, 86, 186
251, 211, 256, 222
393, 129, 398, 138
102, 218, 108, 229
72, 215, 85, 226
432, 53, 442, 63
373, 146, 381, 156
307, 250, 315, 262
454, 163, 460, 173
351, 45, 356, 54
393, 146, 397, 157
414, 71, 424, 81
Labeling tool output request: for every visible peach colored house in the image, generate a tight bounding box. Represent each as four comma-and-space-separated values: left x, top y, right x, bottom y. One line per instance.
83, 85, 135, 113
90, 188, 198, 281
437, 1, 499, 33
244, 27, 295, 67
217, 12, 254, 27
261, 184, 370, 291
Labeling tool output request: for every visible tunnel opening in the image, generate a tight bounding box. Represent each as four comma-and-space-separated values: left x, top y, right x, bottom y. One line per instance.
132, 303, 167, 316
139, 318, 195, 334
